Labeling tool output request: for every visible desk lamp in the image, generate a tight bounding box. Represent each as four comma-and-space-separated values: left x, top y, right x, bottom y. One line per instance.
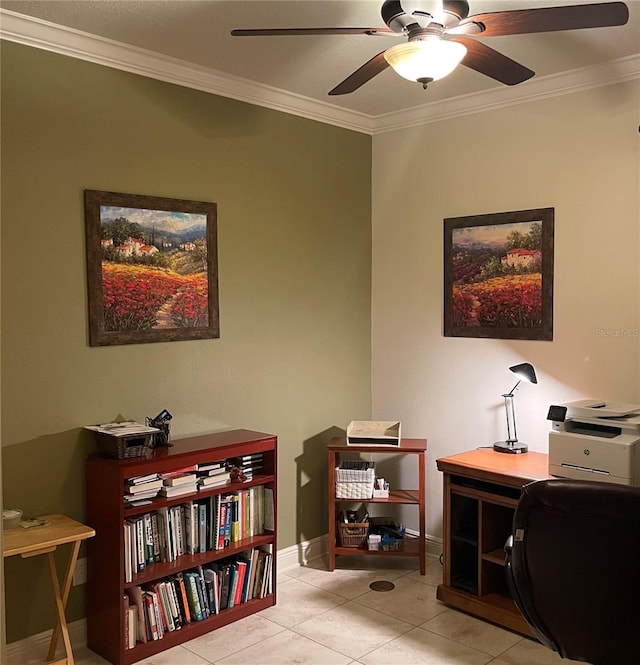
493, 363, 537, 454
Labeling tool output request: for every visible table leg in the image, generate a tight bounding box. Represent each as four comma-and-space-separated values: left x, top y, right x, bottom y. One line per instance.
46, 539, 81, 665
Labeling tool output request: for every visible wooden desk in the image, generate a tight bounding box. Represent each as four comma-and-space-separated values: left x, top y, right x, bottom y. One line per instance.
436, 449, 550, 635
3, 513, 96, 665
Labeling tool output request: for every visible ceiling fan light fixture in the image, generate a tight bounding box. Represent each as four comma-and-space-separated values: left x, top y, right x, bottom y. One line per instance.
383, 37, 467, 84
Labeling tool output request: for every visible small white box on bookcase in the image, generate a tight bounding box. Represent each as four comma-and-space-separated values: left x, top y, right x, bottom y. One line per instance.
347, 421, 401, 446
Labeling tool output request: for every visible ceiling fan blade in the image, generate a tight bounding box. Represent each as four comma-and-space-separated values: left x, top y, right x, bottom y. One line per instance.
451, 37, 535, 86
231, 27, 393, 37
459, 2, 629, 37
329, 51, 390, 96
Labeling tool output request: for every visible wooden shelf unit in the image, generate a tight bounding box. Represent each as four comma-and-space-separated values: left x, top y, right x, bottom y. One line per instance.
86, 429, 277, 665
328, 437, 427, 575
436, 448, 550, 635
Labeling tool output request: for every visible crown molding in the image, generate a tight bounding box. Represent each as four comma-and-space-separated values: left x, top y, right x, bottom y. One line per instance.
0, 9, 375, 134
371, 53, 640, 134
1, 9, 638, 137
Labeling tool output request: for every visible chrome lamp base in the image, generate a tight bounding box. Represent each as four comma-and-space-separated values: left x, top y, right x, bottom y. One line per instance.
493, 440, 529, 454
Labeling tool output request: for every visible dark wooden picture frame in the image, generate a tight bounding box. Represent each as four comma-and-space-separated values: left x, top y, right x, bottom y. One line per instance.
85, 189, 219, 346
443, 208, 554, 340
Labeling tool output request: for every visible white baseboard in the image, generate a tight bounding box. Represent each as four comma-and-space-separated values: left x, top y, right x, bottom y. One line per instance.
6, 532, 442, 662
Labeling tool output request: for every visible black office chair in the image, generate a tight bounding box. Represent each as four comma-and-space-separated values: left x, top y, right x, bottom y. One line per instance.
505, 478, 640, 665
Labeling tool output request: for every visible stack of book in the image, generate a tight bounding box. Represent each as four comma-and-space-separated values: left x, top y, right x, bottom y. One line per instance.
159, 470, 198, 498
124, 474, 162, 506
196, 460, 231, 490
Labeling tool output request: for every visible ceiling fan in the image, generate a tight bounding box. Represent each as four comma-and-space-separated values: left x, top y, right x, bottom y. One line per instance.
231, 1, 629, 95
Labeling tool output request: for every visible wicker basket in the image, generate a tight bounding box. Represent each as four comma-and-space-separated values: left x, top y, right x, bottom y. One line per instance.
95, 432, 154, 459
338, 522, 369, 548
335, 463, 375, 499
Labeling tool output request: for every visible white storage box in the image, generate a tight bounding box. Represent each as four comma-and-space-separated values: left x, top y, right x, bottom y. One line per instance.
347, 421, 401, 446
335, 462, 375, 499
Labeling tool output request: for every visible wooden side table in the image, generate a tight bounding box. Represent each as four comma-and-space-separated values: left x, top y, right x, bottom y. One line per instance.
328, 437, 427, 574
3, 513, 96, 665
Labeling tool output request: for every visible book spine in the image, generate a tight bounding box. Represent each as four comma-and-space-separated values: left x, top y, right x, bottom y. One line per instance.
230, 494, 239, 543
196, 566, 210, 617
143, 513, 154, 565
135, 518, 145, 573
144, 593, 159, 641
166, 579, 182, 629
123, 594, 130, 650
198, 502, 207, 553
185, 572, 203, 621
151, 512, 161, 563
175, 573, 191, 625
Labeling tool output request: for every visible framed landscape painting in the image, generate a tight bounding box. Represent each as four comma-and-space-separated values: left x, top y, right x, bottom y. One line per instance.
443, 208, 554, 341
85, 189, 219, 346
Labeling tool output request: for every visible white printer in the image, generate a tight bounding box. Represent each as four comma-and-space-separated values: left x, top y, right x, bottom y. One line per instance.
548, 400, 640, 486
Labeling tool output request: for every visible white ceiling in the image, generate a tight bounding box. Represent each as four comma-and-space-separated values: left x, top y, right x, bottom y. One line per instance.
1, 0, 639, 130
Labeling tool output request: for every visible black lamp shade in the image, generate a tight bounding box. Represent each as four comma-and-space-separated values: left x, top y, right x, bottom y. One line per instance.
509, 362, 537, 385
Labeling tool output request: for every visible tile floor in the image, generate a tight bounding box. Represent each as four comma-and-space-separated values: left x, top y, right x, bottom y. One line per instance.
72, 555, 578, 665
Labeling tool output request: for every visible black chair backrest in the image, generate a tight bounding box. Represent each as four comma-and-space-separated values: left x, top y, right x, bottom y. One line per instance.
505, 478, 640, 665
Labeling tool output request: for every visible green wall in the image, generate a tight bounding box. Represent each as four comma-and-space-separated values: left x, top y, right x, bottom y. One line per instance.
0, 42, 372, 642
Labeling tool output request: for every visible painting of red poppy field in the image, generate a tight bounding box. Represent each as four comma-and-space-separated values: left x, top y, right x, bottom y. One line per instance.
443, 209, 554, 341
85, 190, 218, 346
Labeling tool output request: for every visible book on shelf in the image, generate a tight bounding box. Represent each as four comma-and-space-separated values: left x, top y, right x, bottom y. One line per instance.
163, 473, 198, 487
197, 461, 225, 472
124, 496, 155, 508
264, 487, 275, 532
125, 479, 163, 494
123, 595, 130, 650
125, 586, 147, 644
233, 560, 248, 607
143, 593, 157, 641
127, 605, 137, 649
124, 517, 146, 574
218, 564, 232, 610
124, 523, 133, 583
198, 465, 231, 477
159, 483, 198, 498
126, 473, 160, 485
173, 573, 191, 625
184, 572, 204, 621
196, 565, 211, 617
197, 472, 231, 488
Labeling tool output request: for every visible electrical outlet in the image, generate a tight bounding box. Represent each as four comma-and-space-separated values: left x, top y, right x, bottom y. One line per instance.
73, 557, 87, 586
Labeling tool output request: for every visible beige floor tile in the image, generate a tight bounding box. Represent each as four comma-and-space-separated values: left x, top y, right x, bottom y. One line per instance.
136, 644, 212, 664
498, 637, 582, 664
258, 576, 347, 628
288, 561, 414, 599
183, 613, 285, 661
359, 626, 493, 665
293, 600, 413, 660
353, 574, 446, 626
404, 557, 444, 587
215, 629, 352, 665
421, 608, 522, 656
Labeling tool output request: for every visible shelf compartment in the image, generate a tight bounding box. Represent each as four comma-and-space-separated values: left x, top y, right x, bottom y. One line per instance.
125, 534, 275, 587
122, 593, 275, 665
333, 489, 420, 504
124, 475, 276, 518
